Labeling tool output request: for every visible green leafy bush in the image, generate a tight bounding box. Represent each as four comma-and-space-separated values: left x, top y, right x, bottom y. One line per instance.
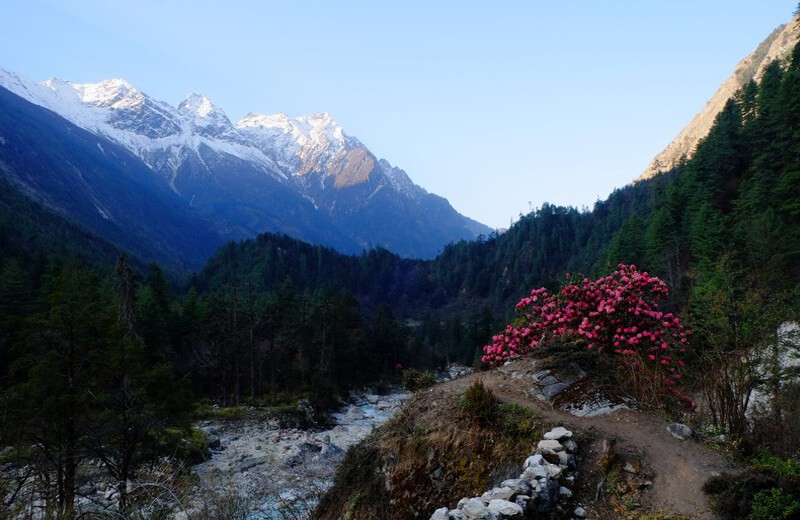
402, 368, 437, 392
704, 454, 800, 519
498, 402, 540, 437
748, 488, 800, 520
155, 427, 208, 464
753, 451, 800, 476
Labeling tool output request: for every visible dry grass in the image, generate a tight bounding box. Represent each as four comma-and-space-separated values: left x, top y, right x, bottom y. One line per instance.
313, 385, 544, 520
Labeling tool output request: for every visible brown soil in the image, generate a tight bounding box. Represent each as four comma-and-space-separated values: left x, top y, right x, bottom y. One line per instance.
440, 357, 738, 519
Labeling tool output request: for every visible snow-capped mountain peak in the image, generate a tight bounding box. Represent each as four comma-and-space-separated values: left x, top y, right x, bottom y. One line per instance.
235, 110, 356, 176
177, 92, 235, 139
73, 78, 140, 109
296, 112, 346, 147
41, 77, 144, 111
236, 112, 291, 130
0, 65, 491, 260
237, 111, 345, 146
178, 93, 220, 118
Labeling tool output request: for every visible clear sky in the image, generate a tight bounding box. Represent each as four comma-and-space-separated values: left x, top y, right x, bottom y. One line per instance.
1, 1, 795, 229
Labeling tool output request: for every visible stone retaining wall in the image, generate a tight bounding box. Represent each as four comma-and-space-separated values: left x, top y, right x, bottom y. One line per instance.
429, 426, 588, 519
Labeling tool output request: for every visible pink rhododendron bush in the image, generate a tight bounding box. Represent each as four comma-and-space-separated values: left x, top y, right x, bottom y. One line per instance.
483, 265, 694, 408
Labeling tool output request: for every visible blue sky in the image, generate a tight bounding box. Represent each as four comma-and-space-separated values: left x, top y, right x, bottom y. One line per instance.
1, 1, 795, 228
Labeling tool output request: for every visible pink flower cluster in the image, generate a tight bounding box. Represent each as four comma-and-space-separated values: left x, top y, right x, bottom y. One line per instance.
482, 265, 693, 407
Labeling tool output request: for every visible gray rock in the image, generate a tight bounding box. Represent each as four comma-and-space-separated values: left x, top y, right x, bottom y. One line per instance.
366, 394, 380, 405
487, 499, 523, 517
562, 439, 578, 453
574, 506, 588, 517
667, 423, 693, 440
544, 427, 573, 440
286, 442, 322, 467
523, 454, 544, 468
557, 451, 569, 467
538, 375, 559, 386
320, 442, 344, 460
545, 462, 563, 479
542, 382, 569, 398
500, 478, 532, 496
462, 498, 491, 519
514, 494, 532, 512
457, 498, 471, 509
448, 511, 465, 520
537, 439, 564, 452
623, 462, 637, 473
521, 464, 549, 481
206, 435, 221, 450
481, 486, 515, 502
78, 483, 96, 496
430, 507, 449, 520
344, 406, 365, 421
559, 486, 573, 497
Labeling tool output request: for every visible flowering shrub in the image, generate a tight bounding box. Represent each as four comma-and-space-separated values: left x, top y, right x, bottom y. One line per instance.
482, 265, 693, 408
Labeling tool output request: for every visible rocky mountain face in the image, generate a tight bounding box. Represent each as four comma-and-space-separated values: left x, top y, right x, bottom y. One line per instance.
0, 86, 223, 269
0, 68, 490, 266
638, 16, 800, 181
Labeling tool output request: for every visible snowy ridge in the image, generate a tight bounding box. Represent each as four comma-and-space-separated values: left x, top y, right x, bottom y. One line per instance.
0, 67, 284, 178
0, 65, 491, 260
378, 159, 427, 201
236, 111, 365, 177
0, 65, 492, 248
0, 69, 382, 185
0, 67, 388, 189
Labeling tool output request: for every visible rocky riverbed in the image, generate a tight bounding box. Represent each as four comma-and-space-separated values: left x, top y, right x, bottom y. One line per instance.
185, 366, 472, 518
185, 390, 411, 518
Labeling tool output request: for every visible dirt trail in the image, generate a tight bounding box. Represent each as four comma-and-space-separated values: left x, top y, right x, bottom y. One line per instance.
436, 359, 736, 519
